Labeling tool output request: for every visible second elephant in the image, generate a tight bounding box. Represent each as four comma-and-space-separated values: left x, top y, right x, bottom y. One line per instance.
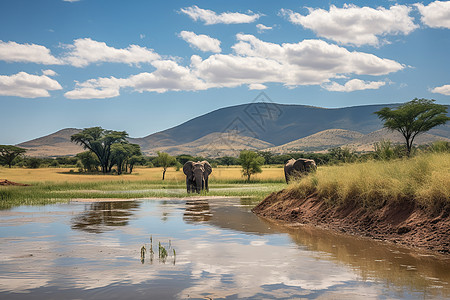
284, 158, 316, 183
183, 161, 212, 193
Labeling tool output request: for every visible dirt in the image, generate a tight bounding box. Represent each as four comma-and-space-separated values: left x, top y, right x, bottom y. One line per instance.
252, 189, 450, 254
0, 179, 30, 186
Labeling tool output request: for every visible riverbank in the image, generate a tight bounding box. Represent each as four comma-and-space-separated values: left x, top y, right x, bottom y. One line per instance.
252, 188, 450, 254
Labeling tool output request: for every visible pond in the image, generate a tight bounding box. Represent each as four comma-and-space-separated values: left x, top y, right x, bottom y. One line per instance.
0, 198, 449, 299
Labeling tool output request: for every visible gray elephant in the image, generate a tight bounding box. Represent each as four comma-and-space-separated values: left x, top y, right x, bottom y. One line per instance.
284, 158, 316, 183
183, 161, 212, 193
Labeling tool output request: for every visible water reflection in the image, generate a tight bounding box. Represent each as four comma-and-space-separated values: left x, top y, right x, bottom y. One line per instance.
183, 200, 212, 223
184, 198, 450, 298
0, 199, 448, 300
71, 201, 140, 233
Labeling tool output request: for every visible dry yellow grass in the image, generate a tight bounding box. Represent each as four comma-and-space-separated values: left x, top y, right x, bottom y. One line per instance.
288, 152, 450, 208
0, 166, 285, 184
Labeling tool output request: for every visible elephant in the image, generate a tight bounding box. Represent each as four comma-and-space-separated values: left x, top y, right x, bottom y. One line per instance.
183, 161, 212, 193
284, 158, 316, 183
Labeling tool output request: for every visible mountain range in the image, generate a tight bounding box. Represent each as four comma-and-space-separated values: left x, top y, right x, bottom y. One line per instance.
17, 102, 450, 157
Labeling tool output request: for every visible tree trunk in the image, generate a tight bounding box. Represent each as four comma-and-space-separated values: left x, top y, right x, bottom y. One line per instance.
162, 168, 166, 180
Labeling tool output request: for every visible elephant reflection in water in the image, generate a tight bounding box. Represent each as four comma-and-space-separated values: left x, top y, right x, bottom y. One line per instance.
71, 201, 140, 233
284, 158, 317, 183
183, 200, 212, 223
183, 161, 212, 193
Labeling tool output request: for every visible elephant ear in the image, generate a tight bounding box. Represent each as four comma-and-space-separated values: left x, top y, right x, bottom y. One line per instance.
202, 161, 212, 175
293, 159, 306, 172
285, 158, 296, 167
183, 161, 194, 175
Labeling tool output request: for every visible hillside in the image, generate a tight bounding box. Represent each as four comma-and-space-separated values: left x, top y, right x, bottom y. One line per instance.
17, 128, 84, 157
15, 103, 450, 157
267, 129, 365, 153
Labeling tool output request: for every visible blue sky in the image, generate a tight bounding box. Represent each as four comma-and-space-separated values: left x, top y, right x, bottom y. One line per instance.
1, 0, 449, 144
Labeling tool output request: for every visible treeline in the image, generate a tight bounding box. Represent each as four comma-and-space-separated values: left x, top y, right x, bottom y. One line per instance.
2, 140, 448, 171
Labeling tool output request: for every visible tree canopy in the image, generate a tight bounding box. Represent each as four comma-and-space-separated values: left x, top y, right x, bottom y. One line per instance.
0, 145, 27, 168
71, 127, 128, 173
375, 98, 450, 156
239, 150, 265, 182
154, 151, 177, 180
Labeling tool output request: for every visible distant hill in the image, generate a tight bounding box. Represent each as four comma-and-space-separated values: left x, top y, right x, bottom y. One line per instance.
15, 102, 450, 157
17, 128, 83, 157
345, 128, 450, 152
267, 129, 365, 153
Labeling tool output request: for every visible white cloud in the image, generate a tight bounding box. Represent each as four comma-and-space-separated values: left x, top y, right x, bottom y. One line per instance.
179, 31, 221, 53
322, 79, 386, 92
281, 4, 418, 46
0, 72, 62, 98
63, 0, 80, 2
416, 1, 450, 29
0, 40, 63, 64
42, 69, 57, 76
63, 38, 160, 67
430, 84, 450, 95
65, 59, 207, 99
256, 24, 273, 33
180, 5, 261, 25
64, 35, 404, 98
248, 83, 267, 90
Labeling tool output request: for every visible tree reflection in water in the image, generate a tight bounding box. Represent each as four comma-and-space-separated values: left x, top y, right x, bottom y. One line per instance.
71, 201, 140, 233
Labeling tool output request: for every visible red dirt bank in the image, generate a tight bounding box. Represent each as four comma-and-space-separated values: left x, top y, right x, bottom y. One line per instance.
252, 189, 450, 254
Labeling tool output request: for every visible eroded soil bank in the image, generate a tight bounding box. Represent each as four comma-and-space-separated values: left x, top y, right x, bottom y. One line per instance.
252, 189, 450, 254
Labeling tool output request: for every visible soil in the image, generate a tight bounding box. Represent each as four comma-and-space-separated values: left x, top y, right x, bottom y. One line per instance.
252, 189, 450, 254
0, 179, 30, 186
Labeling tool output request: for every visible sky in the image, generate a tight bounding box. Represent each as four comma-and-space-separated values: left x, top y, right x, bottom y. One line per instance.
1, 0, 449, 145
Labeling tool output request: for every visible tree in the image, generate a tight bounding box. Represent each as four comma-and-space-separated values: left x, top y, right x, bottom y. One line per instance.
71, 127, 128, 173
154, 151, 176, 180
375, 99, 450, 156
76, 151, 100, 172
239, 150, 265, 182
125, 144, 145, 174
0, 145, 27, 168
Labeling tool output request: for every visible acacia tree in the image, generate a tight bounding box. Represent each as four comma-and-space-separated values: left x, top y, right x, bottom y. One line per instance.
375, 98, 450, 156
154, 151, 176, 180
0, 145, 27, 168
71, 127, 128, 173
239, 150, 265, 182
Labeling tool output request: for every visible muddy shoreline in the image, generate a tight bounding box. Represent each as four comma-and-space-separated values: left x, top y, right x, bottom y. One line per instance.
252, 189, 450, 255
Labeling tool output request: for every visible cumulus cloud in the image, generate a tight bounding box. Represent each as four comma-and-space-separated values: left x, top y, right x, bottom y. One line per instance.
416, 1, 450, 29
248, 83, 267, 90
322, 79, 386, 92
281, 4, 418, 46
0, 72, 62, 98
42, 69, 57, 76
430, 84, 450, 95
65, 59, 207, 99
63, 38, 160, 67
179, 31, 221, 53
180, 5, 261, 25
64, 35, 404, 98
256, 24, 273, 33
0, 40, 62, 64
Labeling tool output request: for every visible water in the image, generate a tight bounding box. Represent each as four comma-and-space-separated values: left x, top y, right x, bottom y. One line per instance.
0, 198, 449, 299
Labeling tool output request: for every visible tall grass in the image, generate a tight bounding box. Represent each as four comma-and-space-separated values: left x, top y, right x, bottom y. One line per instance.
288, 152, 450, 210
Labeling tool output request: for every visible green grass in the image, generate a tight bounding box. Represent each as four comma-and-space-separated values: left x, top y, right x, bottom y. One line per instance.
0, 179, 285, 210
287, 152, 450, 210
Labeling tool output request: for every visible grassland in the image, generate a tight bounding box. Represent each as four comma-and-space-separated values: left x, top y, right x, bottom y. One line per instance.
0, 166, 286, 209
287, 152, 450, 209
